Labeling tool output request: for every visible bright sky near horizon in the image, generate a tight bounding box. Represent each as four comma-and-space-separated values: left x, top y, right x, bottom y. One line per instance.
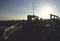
0, 0, 60, 20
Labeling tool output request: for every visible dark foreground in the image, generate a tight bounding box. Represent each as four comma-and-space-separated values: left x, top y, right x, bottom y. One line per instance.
0, 19, 60, 41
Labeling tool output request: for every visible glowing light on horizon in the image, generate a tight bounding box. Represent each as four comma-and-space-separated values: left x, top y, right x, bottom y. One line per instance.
36, 5, 57, 19
41, 5, 53, 19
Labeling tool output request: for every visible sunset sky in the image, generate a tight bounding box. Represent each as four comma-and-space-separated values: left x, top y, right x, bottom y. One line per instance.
0, 0, 60, 20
